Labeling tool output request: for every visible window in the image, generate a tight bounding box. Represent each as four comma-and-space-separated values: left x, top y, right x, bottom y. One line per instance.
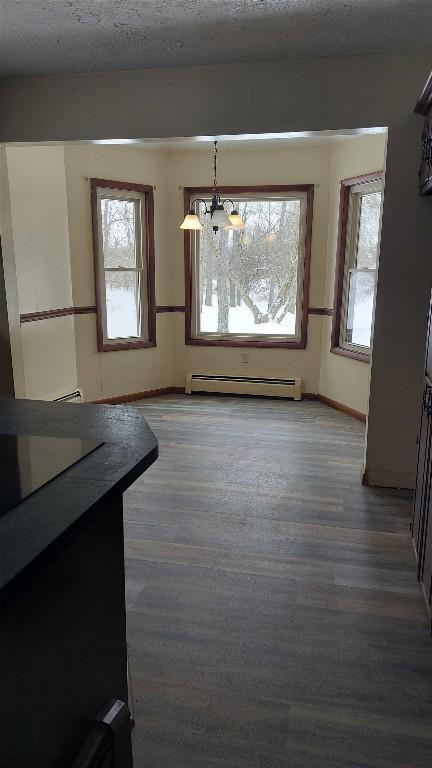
184, 186, 313, 347
91, 179, 155, 352
331, 173, 383, 362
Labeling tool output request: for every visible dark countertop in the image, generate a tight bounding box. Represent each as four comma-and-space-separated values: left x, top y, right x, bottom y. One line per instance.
0, 398, 158, 604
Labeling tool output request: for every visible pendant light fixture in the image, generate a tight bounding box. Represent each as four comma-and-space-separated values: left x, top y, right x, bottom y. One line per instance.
180, 141, 245, 233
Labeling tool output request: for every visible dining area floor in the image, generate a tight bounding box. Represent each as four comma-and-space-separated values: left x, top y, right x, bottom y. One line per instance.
123, 394, 432, 768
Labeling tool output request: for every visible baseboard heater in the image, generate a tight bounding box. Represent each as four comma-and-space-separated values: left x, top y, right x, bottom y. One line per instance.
186, 374, 302, 400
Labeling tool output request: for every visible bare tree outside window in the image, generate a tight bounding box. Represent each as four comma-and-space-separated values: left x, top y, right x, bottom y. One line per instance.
343, 187, 382, 348
91, 179, 156, 352
194, 197, 305, 338
101, 198, 141, 339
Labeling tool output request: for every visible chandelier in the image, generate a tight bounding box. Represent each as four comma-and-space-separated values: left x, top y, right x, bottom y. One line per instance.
180, 141, 245, 233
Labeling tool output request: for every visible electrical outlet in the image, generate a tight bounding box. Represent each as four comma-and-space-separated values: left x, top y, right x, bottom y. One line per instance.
240, 351, 249, 364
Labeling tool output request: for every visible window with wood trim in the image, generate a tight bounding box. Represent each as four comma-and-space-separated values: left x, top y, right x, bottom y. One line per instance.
184, 186, 313, 348
331, 174, 383, 362
91, 179, 156, 352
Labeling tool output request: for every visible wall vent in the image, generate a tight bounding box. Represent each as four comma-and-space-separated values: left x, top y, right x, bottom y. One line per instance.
186, 374, 302, 400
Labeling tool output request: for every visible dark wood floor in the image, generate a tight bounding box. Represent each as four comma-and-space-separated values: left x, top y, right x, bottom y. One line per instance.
124, 395, 432, 768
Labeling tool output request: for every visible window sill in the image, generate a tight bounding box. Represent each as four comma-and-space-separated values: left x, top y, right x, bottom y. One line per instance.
99, 340, 156, 353
187, 336, 306, 349
331, 345, 370, 363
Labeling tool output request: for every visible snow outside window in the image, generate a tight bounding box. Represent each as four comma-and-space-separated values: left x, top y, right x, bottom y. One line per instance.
340, 182, 383, 352
191, 194, 308, 342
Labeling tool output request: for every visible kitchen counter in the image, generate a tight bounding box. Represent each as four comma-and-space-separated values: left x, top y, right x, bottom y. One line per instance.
0, 397, 158, 603
0, 398, 158, 767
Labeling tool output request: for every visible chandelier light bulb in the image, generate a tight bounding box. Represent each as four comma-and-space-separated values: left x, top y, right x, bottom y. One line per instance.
227, 210, 245, 229
180, 210, 203, 230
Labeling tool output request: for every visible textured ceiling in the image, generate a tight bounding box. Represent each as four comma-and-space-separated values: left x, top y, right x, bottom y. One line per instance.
1, 0, 431, 77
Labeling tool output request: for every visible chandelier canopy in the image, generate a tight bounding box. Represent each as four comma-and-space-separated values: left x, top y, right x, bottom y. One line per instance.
180, 141, 245, 233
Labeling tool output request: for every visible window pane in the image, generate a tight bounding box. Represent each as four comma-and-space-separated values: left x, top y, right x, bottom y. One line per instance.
197, 199, 301, 336
356, 192, 382, 269
345, 270, 375, 347
101, 198, 138, 268
105, 271, 141, 339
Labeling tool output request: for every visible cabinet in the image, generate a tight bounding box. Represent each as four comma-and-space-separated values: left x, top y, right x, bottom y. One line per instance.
412, 293, 432, 626
414, 71, 432, 196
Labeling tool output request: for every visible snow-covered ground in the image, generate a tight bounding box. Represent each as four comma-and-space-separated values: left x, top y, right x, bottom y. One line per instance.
200, 297, 296, 335
105, 286, 373, 346
349, 294, 373, 347
106, 286, 139, 338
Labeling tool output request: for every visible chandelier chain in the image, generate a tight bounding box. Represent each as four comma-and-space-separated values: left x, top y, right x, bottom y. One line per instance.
179, 139, 244, 233
213, 140, 218, 189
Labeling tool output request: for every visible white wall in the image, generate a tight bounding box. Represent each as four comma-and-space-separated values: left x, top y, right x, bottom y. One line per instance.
319, 133, 387, 415
3, 146, 78, 400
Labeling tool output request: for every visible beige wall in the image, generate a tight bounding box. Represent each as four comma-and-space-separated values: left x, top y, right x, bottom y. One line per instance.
3, 146, 78, 400
63, 141, 335, 398
2, 51, 429, 487
0, 145, 26, 397
2, 143, 177, 402
167, 143, 332, 393
0, 136, 386, 413
319, 133, 387, 415
63, 144, 174, 401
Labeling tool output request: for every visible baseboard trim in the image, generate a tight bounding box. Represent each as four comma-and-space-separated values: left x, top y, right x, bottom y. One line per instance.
362, 468, 415, 490
93, 386, 185, 405
93, 386, 366, 421
303, 393, 366, 422
92, 389, 415, 490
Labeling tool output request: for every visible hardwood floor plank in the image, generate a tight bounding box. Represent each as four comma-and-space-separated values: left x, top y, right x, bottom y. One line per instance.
123, 395, 432, 768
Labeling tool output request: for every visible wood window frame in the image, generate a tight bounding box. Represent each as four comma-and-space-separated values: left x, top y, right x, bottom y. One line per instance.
331, 172, 383, 363
183, 184, 314, 349
91, 178, 156, 353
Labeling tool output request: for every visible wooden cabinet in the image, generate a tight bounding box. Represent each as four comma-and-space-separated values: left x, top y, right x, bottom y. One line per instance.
412, 294, 432, 626
414, 71, 432, 196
